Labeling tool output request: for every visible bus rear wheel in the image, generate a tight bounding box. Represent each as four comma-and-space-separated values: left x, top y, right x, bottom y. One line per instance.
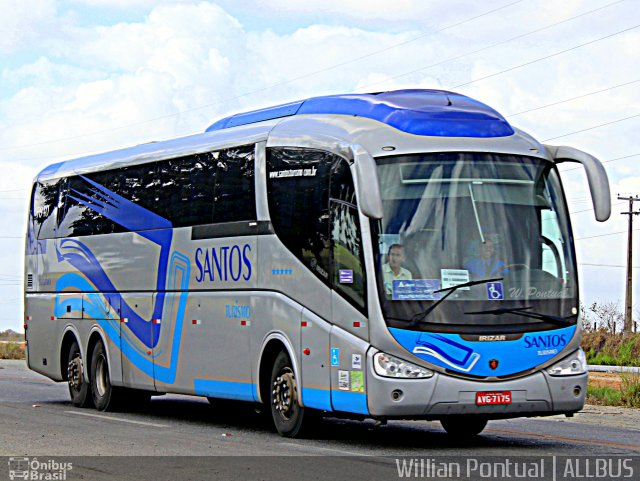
440, 417, 488, 437
90, 341, 125, 411
270, 351, 309, 437
67, 341, 92, 408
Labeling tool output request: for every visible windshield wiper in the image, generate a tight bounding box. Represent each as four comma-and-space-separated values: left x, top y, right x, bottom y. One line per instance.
464, 306, 574, 327
410, 277, 503, 326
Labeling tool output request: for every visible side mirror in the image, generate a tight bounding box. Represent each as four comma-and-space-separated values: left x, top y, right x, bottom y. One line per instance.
352, 145, 383, 219
544, 145, 611, 222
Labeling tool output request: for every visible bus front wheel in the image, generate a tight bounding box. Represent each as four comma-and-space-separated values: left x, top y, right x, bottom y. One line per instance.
67, 341, 92, 408
269, 351, 309, 437
440, 417, 488, 437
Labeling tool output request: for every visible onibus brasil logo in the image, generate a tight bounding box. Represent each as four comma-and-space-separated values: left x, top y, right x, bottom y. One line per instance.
8, 457, 73, 480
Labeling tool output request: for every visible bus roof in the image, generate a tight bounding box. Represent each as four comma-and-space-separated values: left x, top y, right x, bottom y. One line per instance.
206, 89, 515, 138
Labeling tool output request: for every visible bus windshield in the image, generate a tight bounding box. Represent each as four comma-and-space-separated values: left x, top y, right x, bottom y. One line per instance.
373, 152, 578, 333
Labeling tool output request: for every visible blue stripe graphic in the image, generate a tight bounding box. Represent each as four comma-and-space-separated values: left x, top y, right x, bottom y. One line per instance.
332, 391, 369, 415
194, 379, 256, 402
301, 387, 333, 411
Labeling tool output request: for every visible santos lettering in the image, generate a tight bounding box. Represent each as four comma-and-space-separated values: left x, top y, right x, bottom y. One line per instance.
523, 334, 567, 349
195, 244, 252, 282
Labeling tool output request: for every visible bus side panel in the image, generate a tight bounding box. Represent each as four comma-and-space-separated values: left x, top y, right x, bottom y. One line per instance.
81, 292, 123, 386
329, 325, 370, 415
119, 293, 156, 391
250, 292, 303, 403
170, 292, 253, 400
300, 308, 332, 411
25, 295, 62, 380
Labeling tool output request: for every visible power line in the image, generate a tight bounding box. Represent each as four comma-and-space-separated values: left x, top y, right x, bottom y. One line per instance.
505, 78, 640, 117
560, 153, 640, 173
570, 201, 625, 215
543, 114, 640, 141
575, 228, 640, 241
450, 22, 640, 90
361, 0, 627, 91
579, 263, 640, 269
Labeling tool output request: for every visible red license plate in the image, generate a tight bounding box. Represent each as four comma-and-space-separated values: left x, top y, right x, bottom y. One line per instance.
476, 391, 512, 405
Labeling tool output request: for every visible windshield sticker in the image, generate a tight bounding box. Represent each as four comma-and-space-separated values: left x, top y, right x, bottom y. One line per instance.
440, 269, 470, 290
338, 370, 350, 390
487, 281, 504, 300
392, 279, 441, 301
509, 287, 569, 299
339, 269, 354, 284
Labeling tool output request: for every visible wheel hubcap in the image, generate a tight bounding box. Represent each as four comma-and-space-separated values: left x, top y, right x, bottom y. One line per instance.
67, 355, 83, 392
273, 368, 296, 419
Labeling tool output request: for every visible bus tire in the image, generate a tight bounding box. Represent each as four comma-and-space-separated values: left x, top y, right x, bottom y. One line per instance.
269, 351, 309, 438
440, 417, 488, 437
90, 341, 124, 412
67, 341, 92, 408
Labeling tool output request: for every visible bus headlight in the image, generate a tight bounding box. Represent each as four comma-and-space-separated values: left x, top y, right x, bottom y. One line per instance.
546, 349, 587, 376
373, 352, 434, 379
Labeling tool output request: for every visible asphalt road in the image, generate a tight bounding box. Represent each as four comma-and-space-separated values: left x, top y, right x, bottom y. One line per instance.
1, 359, 639, 480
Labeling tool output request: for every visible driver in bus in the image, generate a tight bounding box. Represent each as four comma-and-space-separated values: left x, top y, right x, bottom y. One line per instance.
383, 243, 413, 296
464, 236, 510, 278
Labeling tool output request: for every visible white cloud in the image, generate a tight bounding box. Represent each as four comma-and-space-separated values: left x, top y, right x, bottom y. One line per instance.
0, 0, 59, 53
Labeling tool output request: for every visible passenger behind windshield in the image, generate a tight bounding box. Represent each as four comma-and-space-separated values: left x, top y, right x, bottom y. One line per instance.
383, 244, 413, 296
464, 235, 510, 278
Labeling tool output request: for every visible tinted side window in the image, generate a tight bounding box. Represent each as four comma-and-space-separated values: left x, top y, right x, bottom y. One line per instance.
212, 145, 256, 223
118, 163, 158, 214
331, 160, 366, 310
267, 148, 332, 283
32, 179, 63, 239
55, 144, 256, 237
58, 175, 118, 237
157, 152, 217, 227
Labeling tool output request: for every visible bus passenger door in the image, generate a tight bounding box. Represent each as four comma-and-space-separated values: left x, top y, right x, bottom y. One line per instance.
119, 293, 157, 391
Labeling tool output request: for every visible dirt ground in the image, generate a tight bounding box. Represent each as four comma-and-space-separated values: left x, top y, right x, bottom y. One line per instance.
588, 372, 622, 390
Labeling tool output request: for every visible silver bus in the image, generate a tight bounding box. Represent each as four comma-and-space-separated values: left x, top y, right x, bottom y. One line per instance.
24, 89, 610, 437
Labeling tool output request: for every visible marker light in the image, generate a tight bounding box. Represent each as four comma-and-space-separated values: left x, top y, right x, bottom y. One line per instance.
373, 352, 434, 379
546, 349, 587, 376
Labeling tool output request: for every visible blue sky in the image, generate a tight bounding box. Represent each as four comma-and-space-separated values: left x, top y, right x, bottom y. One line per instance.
0, 0, 639, 331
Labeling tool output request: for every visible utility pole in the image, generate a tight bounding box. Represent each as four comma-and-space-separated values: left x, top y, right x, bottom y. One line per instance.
618, 194, 640, 333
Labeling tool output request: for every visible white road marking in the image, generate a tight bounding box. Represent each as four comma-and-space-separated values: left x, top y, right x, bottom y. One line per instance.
64, 410, 168, 428
278, 442, 367, 457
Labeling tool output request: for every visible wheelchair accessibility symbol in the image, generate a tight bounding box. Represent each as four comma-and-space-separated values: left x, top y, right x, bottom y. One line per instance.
487, 282, 504, 300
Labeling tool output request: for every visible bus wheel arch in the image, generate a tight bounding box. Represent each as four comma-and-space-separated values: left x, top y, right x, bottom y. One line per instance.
60, 329, 92, 408
258, 337, 292, 406
258, 336, 312, 438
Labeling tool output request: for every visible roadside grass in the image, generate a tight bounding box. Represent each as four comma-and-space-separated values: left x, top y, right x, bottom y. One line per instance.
582, 332, 640, 367
587, 386, 622, 406
587, 372, 640, 408
0, 342, 25, 360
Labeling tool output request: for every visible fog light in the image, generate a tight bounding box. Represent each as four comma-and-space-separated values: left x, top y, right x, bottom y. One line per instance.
573, 386, 581, 397
391, 389, 403, 401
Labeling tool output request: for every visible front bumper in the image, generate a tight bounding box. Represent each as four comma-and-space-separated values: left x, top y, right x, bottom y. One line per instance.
367, 351, 587, 419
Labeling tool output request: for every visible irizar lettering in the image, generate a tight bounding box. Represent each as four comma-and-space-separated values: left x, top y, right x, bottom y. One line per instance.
195, 244, 252, 282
